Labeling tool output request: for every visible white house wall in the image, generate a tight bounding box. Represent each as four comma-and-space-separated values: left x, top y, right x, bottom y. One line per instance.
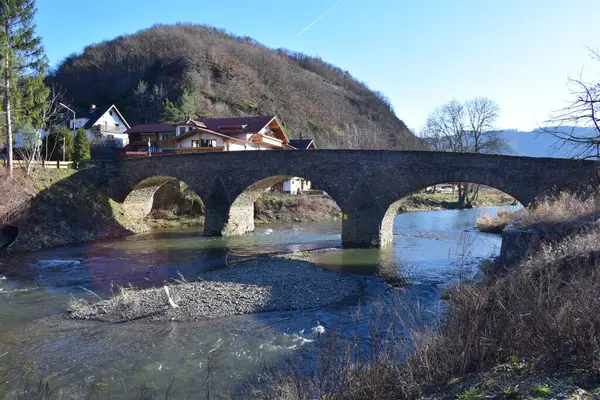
283, 178, 302, 194
177, 132, 225, 148
94, 109, 127, 133
229, 142, 249, 151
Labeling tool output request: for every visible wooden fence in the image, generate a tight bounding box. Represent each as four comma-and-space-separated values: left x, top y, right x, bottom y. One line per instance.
1, 160, 76, 169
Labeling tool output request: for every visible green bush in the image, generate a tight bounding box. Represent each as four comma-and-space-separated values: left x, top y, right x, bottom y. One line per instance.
73, 128, 91, 161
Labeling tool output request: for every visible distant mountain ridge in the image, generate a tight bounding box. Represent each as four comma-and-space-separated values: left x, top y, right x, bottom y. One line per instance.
498, 127, 598, 159
47, 23, 422, 150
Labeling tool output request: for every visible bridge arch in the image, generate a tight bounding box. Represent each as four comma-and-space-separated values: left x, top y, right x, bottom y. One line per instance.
204, 173, 344, 237
378, 180, 522, 246
122, 175, 206, 221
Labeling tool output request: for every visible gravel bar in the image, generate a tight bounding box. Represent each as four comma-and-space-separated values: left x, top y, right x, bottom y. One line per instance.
66, 257, 362, 323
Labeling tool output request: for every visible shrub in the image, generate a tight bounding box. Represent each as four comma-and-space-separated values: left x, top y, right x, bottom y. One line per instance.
401, 229, 600, 394
72, 128, 91, 161
514, 191, 600, 234
476, 209, 522, 233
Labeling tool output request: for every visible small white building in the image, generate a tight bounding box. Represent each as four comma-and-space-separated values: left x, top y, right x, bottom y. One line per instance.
69, 104, 130, 148
283, 177, 304, 195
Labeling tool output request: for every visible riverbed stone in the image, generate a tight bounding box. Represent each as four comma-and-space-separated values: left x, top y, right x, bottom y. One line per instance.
66, 258, 362, 323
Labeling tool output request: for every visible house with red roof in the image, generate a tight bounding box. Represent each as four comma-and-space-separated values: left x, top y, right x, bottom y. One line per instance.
126, 115, 317, 194
126, 116, 291, 153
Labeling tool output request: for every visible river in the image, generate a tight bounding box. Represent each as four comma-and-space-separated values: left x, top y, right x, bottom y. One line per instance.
0, 207, 509, 398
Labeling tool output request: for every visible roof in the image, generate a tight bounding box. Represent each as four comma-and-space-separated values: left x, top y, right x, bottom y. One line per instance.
288, 139, 316, 149
176, 119, 207, 128
171, 128, 250, 145
75, 105, 131, 130
125, 115, 288, 143
127, 124, 176, 134
202, 116, 277, 134
75, 105, 111, 128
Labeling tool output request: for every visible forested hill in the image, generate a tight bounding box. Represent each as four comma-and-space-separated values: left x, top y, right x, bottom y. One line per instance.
47, 23, 422, 149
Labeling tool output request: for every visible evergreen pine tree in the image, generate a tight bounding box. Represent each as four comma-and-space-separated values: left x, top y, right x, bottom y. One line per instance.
72, 128, 91, 161
160, 81, 200, 122
0, 0, 48, 177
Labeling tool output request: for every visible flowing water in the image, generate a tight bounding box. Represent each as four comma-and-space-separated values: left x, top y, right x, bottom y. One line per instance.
0, 207, 511, 398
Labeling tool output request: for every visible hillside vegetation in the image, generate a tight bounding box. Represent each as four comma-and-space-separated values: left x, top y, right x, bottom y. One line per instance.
47, 23, 422, 149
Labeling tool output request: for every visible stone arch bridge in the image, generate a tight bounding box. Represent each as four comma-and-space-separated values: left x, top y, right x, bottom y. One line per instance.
79, 150, 599, 248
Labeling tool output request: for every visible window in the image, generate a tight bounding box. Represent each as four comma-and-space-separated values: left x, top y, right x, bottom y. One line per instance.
191, 140, 199, 148
201, 139, 217, 147
178, 127, 186, 136
159, 134, 167, 141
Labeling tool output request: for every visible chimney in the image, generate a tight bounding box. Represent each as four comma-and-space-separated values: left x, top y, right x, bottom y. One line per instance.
90, 104, 96, 112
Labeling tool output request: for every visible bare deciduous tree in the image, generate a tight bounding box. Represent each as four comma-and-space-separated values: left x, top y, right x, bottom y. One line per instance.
134, 80, 149, 122
16, 128, 42, 176
543, 48, 600, 159
422, 97, 503, 207
465, 97, 504, 153
338, 123, 390, 150
40, 83, 68, 127
40, 84, 70, 162
150, 83, 166, 119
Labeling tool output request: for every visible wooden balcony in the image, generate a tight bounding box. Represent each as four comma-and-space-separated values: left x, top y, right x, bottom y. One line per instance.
130, 140, 174, 147
91, 125, 127, 135
252, 134, 283, 148
173, 147, 225, 154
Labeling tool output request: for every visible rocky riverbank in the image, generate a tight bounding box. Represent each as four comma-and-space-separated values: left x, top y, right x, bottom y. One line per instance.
66, 257, 362, 323
255, 194, 341, 223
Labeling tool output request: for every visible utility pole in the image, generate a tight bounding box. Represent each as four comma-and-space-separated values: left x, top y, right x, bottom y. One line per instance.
59, 103, 75, 137
44, 131, 47, 168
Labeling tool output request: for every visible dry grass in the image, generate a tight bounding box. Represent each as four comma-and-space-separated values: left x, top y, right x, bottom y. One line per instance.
476, 209, 522, 233
0, 168, 76, 226
146, 208, 204, 228
515, 191, 600, 234
401, 229, 600, 391
0, 169, 36, 226
476, 191, 600, 235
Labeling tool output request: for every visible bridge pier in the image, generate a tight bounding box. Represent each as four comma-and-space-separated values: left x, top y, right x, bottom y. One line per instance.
341, 205, 390, 248
204, 202, 255, 236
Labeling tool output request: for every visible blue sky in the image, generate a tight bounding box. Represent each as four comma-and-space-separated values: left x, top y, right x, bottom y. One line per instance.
36, 0, 599, 132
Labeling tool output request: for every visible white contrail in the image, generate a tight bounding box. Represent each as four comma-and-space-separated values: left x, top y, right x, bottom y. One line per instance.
297, 0, 343, 36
